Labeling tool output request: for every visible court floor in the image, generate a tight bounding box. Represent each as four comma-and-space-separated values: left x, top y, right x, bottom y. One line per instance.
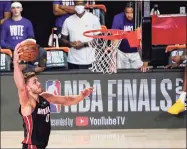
1, 129, 186, 148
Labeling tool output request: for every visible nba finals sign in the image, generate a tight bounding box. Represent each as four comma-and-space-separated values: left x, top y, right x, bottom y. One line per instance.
43, 71, 185, 130
0, 70, 185, 131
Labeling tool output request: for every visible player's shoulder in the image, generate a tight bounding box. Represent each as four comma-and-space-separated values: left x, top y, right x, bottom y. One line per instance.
114, 12, 124, 19
21, 17, 32, 23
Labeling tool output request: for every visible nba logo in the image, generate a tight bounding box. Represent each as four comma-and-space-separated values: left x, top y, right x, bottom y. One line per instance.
46, 80, 61, 113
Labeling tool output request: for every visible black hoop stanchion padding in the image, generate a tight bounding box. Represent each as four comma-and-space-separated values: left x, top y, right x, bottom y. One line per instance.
141, 17, 152, 62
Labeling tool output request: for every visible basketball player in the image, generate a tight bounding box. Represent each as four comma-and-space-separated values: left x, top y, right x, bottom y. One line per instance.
13, 41, 93, 149
111, 2, 149, 72
165, 45, 186, 115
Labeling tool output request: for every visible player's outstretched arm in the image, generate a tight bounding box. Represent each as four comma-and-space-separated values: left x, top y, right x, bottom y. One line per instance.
13, 43, 29, 105
13, 43, 25, 89
41, 87, 93, 106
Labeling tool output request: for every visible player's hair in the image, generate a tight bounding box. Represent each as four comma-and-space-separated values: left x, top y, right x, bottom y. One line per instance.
24, 72, 36, 83
125, 2, 133, 9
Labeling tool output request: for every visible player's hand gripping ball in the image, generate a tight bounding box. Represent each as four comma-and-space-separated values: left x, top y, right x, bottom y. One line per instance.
18, 39, 39, 62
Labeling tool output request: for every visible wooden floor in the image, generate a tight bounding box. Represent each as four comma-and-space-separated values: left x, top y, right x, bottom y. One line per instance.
1, 129, 186, 148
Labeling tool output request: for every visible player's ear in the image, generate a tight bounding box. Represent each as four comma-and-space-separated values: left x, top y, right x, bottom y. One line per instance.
26, 84, 31, 92
20, 7, 23, 12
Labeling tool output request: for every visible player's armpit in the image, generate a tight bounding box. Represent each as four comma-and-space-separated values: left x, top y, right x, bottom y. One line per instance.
20, 105, 33, 117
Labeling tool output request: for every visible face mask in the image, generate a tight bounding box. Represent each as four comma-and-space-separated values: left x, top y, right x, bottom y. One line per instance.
75, 5, 85, 14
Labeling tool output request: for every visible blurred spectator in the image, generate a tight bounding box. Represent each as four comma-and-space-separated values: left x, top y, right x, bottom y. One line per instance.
1, 2, 34, 50
1, 2, 46, 73
0, 1, 11, 25
170, 49, 186, 67
0, 1, 11, 44
53, 0, 75, 35
165, 49, 186, 115
111, 2, 149, 72
52, 0, 96, 44
86, 0, 95, 5
150, 4, 160, 15
60, 0, 101, 69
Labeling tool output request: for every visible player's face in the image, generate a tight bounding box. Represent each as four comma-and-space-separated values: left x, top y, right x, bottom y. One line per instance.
125, 8, 133, 21
11, 7, 22, 17
27, 76, 43, 94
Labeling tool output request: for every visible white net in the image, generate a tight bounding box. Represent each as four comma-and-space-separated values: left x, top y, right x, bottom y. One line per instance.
87, 31, 122, 74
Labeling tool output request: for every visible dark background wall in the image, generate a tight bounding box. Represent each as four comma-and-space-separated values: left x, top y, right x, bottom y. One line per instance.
19, 1, 186, 47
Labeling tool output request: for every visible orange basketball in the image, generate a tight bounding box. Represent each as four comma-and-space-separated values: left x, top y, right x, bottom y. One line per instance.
19, 40, 39, 62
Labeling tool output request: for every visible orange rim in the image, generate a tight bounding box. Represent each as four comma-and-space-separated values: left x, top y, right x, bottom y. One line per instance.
83, 29, 141, 48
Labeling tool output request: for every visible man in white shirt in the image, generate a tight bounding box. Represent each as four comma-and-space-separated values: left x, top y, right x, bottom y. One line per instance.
61, 0, 101, 69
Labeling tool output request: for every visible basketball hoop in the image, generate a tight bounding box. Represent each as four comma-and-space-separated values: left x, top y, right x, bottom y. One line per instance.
83, 29, 141, 74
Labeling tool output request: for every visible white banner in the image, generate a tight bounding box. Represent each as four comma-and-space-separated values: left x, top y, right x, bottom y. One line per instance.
46, 51, 67, 68
0, 54, 6, 70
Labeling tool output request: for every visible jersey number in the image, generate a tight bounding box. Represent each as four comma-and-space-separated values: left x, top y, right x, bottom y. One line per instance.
46, 114, 50, 123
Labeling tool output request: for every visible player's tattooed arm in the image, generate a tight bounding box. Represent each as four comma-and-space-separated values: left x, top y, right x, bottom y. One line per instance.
41, 87, 93, 106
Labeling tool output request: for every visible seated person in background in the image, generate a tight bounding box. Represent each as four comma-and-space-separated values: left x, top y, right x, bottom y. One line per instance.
166, 47, 186, 115
53, 0, 75, 35
0, 1, 11, 48
0, 1, 11, 25
60, 0, 101, 70
1, 2, 46, 73
170, 49, 186, 67
111, 2, 149, 72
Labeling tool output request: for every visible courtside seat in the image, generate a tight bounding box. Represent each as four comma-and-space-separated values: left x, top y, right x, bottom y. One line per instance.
44, 47, 69, 70
0, 49, 12, 72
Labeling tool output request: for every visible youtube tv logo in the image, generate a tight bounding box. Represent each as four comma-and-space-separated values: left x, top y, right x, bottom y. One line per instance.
75, 117, 89, 126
